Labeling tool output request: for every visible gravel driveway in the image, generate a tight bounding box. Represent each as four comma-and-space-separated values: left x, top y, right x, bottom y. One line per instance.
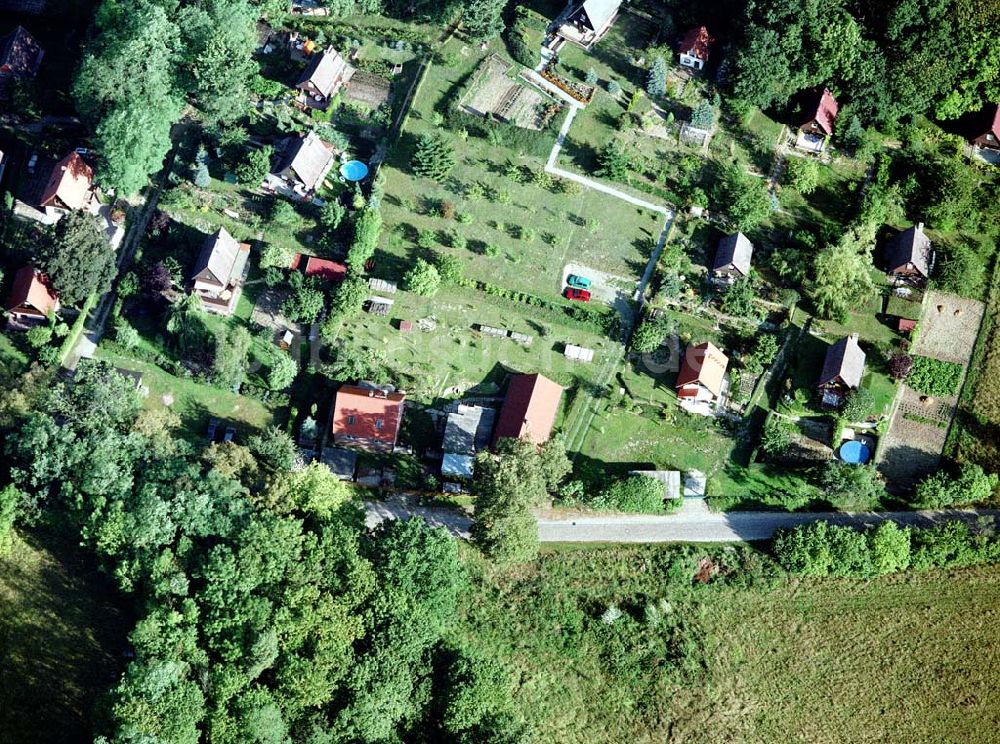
562, 262, 635, 326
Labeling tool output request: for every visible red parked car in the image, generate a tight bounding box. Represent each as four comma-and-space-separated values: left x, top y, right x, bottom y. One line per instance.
565, 287, 591, 302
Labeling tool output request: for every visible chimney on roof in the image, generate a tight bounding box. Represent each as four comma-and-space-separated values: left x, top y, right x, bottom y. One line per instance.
368, 390, 374, 397
917, 221, 924, 232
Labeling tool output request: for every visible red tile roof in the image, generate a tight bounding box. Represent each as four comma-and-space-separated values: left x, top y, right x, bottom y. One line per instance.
5, 265, 59, 317
675, 342, 728, 397
492, 373, 563, 446
986, 104, 1000, 140
39, 152, 93, 211
677, 26, 713, 61
897, 318, 917, 333
805, 88, 839, 136
332, 385, 405, 447
305, 256, 346, 282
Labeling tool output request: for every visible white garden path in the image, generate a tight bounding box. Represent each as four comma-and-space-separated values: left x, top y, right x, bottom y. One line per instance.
543, 105, 675, 304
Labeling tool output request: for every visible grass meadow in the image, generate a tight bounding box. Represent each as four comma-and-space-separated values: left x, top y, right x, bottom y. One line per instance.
699, 564, 1000, 743
460, 543, 1000, 743
0, 531, 127, 744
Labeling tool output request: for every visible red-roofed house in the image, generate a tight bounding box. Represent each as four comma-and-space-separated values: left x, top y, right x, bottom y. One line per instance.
675, 341, 728, 415
5, 265, 59, 326
39, 152, 94, 213
796, 88, 839, 152
332, 384, 406, 452
305, 256, 346, 282
492, 372, 563, 447
677, 26, 713, 70
972, 104, 1000, 151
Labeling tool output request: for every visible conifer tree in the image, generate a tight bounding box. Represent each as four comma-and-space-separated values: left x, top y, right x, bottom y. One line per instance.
411, 132, 455, 181
646, 57, 668, 97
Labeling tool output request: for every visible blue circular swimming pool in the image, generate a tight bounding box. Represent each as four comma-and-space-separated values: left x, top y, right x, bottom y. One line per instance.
839, 440, 871, 465
340, 160, 369, 181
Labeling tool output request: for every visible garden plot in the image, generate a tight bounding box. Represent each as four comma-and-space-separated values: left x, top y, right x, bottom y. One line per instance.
877, 291, 983, 491
878, 385, 950, 492
461, 54, 547, 130
911, 291, 984, 363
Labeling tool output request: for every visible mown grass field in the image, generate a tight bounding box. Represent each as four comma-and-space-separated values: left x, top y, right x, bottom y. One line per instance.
0, 531, 127, 744
330, 281, 616, 405
697, 565, 1000, 744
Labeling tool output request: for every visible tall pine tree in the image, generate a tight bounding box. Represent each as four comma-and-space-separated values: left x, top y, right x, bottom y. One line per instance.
411, 132, 455, 181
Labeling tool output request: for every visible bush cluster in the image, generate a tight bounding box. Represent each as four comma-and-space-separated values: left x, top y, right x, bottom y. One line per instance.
773, 519, 1000, 578
907, 356, 964, 397
592, 475, 670, 513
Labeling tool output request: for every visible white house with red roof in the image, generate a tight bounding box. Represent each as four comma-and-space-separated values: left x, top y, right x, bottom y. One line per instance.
4, 265, 59, 327
332, 384, 406, 453
677, 26, 713, 70
675, 342, 728, 415
796, 88, 839, 152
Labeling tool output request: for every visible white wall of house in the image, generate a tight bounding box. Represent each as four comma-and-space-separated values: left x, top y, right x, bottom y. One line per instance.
679, 53, 703, 70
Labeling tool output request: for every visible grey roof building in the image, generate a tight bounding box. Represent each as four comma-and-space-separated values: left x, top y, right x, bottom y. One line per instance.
296, 47, 351, 103
818, 333, 866, 404
884, 223, 932, 279
443, 404, 496, 455
191, 227, 250, 315
441, 404, 495, 480
712, 232, 754, 278
556, 0, 622, 49
0, 25, 44, 79
273, 131, 335, 195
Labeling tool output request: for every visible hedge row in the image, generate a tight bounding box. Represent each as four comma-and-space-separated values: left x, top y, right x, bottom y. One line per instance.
460, 278, 619, 335
773, 519, 1000, 578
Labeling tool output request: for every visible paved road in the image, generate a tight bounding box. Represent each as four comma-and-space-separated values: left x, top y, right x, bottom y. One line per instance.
365, 498, 473, 538
364, 497, 1000, 544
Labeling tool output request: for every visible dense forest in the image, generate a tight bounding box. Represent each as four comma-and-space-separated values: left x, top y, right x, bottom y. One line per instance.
725, 0, 1000, 124
3, 362, 526, 742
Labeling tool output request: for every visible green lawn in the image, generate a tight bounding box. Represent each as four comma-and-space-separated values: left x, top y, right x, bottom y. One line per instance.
326, 281, 616, 406
96, 347, 278, 442
574, 354, 734, 485
774, 156, 868, 233
815, 291, 901, 347
0, 531, 127, 744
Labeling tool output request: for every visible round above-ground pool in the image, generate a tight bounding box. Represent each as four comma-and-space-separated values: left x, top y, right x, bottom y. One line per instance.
340, 160, 369, 182
839, 440, 871, 465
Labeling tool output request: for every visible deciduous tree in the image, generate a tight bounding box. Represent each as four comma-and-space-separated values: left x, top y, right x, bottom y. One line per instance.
38, 212, 116, 305
403, 258, 441, 296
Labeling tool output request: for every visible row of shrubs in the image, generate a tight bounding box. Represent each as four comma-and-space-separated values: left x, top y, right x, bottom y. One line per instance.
461, 277, 619, 335
557, 474, 682, 514
773, 519, 1000, 578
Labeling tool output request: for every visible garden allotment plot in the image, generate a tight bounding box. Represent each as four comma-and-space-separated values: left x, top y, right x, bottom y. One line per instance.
378, 37, 664, 303
878, 291, 984, 490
